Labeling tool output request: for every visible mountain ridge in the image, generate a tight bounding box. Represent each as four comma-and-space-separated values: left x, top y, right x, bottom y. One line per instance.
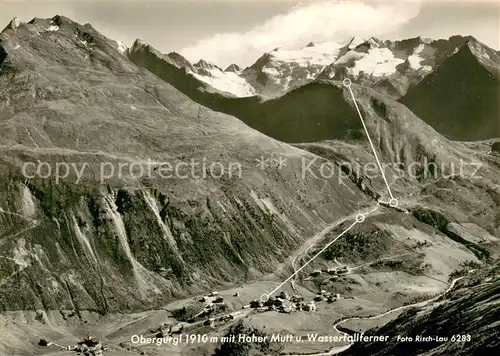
122, 34, 499, 104
400, 37, 500, 141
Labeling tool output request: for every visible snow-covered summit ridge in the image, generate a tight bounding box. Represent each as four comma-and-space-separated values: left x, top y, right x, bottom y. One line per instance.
268, 41, 344, 66
129, 35, 495, 99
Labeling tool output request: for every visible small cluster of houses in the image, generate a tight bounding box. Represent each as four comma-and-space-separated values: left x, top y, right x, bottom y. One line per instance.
310, 266, 350, 278
198, 291, 243, 328
246, 292, 327, 314
203, 311, 240, 327
414, 240, 432, 248
197, 291, 227, 320
154, 322, 186, 337
199, 291, 224, 304
39, 335, 108, 355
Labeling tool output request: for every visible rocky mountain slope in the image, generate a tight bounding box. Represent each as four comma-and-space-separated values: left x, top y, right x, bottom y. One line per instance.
127, 18, 500, 355
0, 15, 368, 313
341, 265, 500, 356
400, 38, 500, 141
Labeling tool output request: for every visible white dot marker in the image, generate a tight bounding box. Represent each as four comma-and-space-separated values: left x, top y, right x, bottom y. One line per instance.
342, 78, 352, 87
389, 198, 399, 207
355, 214, 365, 223
260, 294, 269, 303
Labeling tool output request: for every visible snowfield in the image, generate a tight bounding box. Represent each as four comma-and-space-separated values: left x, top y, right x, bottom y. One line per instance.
270, 41, 343, 66
349, 48, 404, 77
193, 67, 256, 97
407, 44, 433, 71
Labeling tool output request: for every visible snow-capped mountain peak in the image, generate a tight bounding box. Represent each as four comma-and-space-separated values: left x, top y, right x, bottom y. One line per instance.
192, 65, 255, 97
346, 36, 365, 50
3, 17, 22, 32
236, 41, 345, 97
115, 40, 128, 54
194, 59, 221, 71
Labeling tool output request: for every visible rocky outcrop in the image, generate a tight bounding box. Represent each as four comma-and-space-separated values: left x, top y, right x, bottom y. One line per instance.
224, 63, 241, 72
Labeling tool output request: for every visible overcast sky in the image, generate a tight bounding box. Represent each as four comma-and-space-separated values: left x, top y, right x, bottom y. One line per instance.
1, 1, 498, 67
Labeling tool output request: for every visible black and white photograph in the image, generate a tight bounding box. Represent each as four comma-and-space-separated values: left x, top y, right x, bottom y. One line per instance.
0, 1, 499, 355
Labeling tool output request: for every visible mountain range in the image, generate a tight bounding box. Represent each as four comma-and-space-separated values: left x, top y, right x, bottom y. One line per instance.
127, 34, 500, 142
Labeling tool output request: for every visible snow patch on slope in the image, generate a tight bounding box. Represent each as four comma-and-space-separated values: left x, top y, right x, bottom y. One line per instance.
19, 184, 36, 219
10, 17, 22, 29
262, 66, 281, 77
115, 40, 128, 54
12, 239, 31, 268
103, 195, 162, 297
349, 48, 404, 77
407, 44, 432, 71
249, 190, 294, 229
336, 51, 364, 65
193, 67, 256, 97
142, 191, 182, 255
71, 215, 97, 264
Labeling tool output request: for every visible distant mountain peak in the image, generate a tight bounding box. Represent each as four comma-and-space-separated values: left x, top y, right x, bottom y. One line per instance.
194, 59, 209, 66
167, 51, 191, 63
367, 36, 383, 46
346, 36, 365, 49
248, 52, 272, 71
167, 51, 186, 58
166, 51, 195, 72
131, 38, 149, 51
225, 63, 241, 72
400, 34, 500, 141
194, 59, 221, 71
115, 40, 128, 54
125, 33, 498, 106
2, 17, 22, 32
350, 36, 384, 53
449, 34, 475, 43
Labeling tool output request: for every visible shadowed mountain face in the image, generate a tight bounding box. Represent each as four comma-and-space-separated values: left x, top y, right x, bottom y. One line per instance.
0, 15, 368, 312
400, 39, 500, 141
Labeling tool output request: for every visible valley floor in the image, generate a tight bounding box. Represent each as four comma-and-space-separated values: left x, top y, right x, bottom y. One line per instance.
1, 201, 489, 356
